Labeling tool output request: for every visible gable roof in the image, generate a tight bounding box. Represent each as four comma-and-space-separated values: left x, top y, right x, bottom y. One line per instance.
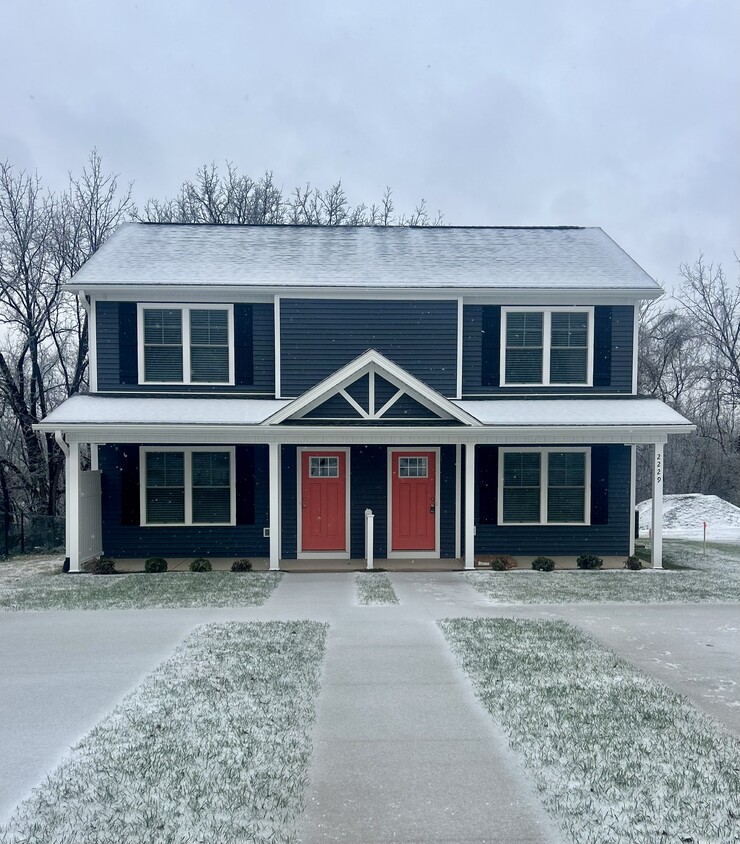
67, 223, 661, 294
265, 349, 480, 426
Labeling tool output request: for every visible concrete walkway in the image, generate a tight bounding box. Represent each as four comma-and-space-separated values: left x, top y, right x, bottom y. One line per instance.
1, 570, 738, 841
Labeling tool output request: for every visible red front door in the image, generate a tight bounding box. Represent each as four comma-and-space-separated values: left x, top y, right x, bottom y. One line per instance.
391, 451, 436, 551
301, 451, 347, 552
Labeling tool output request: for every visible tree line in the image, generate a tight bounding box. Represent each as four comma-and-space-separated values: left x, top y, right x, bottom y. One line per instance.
0, 152, 441, 530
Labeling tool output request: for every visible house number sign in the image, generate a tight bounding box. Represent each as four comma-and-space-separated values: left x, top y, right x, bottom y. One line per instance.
655, 451, 662, 484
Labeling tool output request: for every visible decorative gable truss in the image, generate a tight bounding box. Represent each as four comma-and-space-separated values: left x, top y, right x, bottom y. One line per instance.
265, 349, 480, 426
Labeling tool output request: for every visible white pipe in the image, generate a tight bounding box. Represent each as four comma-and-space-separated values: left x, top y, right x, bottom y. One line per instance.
365, 508, 374, 570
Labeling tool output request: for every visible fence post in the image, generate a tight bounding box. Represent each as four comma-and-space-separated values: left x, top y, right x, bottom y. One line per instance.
365, 508, 374, 570
20, 512, 24, 554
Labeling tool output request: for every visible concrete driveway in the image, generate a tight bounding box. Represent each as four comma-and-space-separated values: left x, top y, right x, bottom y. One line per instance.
1, 571, 738, 842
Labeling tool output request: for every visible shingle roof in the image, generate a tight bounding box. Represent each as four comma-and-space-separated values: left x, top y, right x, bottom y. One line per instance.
67, 223, 661, 292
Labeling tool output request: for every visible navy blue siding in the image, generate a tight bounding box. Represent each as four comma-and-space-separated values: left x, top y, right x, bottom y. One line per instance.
474, 445, 631, 556
304, 394, 362, 419
439, 445, 457, 558
96, 301, 275, 394
350, 446, 389, 559
99, 444, 270, 558
280, 446, 298, 558
463, 305, 635, 395
280, 299, 458, 396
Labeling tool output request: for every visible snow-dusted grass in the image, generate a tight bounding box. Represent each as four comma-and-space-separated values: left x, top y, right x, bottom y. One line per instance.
0, 565, 282, 611
466, 540, 740, 604
440, 617, 740, 844
355, 571, 399, 605
0, 621, 327, 844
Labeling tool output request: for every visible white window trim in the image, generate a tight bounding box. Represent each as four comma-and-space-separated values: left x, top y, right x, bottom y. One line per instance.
498, 447, 591, 526
137, 304, 235, 386
140, 446, 236, 527
500, 306, 594, 387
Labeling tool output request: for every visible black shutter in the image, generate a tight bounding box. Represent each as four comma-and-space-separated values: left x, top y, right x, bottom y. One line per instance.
477, 446, 499, 525
481, 306, 501, 387
593, 306, 612, 387
235, 445, 256, 525
234, 304, 254, 386
120, 446, 140, 525
118, 303, 138, 385
590, 446, 609, 525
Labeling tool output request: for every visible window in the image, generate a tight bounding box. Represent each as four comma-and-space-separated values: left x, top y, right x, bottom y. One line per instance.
309, 456, 339, 478
399, 456, 428, 478
138, 305, 234, 384
142, 448, 235, 525
502, 308, 592, 386
499, 448, 590, 525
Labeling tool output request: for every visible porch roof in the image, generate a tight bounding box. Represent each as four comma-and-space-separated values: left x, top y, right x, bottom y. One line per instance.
37, 394, 694, 439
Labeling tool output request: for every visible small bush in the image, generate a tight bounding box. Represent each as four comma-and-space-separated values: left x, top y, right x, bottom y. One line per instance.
576, 553, 604, 570
623, 554, 643, 571
89, 556, 117, 575
490, 554, 518, 571
189, 557, 212, 572
531, 556, 555, 572
231, 558, 253, 572
145, 556, 168, 573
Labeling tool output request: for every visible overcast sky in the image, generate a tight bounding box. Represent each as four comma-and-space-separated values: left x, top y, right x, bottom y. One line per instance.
2, 0, 737, 290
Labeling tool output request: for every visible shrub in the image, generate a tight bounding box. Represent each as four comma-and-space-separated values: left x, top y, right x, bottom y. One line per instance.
531, 556, 555, 572
231, 558, 253, 572
576, 553, 604, 570
490, 554, 518, 571
189, 557, 212, 572
89, 556, 117, 575
623, 554, 643, 571
145, 556, 168, 573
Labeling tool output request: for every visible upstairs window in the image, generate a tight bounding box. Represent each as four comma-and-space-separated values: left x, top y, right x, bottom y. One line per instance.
138, 305, 234, 385
499, 448, 590, 525
501, 307, 592, 386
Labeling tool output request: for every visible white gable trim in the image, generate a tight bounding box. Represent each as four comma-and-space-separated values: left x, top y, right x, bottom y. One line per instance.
263, 349, 481, 426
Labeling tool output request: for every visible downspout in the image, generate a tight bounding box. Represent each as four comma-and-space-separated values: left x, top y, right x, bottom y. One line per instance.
54, 431, 71, 572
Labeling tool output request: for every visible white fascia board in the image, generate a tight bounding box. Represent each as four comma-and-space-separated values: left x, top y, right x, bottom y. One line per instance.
47, 422, 691, 446
67, 284, 662, 304
265, 349, 481, 427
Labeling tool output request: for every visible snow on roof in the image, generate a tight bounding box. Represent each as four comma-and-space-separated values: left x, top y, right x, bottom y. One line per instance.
39, 394, 692, 431
39, 395, 290, 426
67, 223, 661, 292
454, 398, 693, 428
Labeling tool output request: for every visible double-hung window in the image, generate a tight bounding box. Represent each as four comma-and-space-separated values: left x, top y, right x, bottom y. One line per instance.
139, 305, 234, 384
142, 447, 235, 525
499, 448, 590, 525
502, 307, 592, 386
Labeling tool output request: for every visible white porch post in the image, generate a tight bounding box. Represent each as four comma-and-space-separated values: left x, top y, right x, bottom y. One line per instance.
651, 441, 664, 569
268, 442, 280, 571
68, 439, 80, 572
464, 443, 476, 570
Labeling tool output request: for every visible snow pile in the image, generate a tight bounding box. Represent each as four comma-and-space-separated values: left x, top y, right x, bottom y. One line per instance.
638, 493, 740, 542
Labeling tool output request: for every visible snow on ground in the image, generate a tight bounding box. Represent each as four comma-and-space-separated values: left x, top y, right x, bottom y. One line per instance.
638, 493, 740, 542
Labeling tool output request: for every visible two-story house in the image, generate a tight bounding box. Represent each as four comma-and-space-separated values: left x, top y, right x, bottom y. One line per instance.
37, 224, 693, 572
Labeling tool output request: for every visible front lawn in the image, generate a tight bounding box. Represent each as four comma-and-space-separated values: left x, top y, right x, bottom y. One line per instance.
355, 571, 399, 605
440, 617, 740, 844
466, 540, 740, 603
0, 621, 327, 844
0, 559, 282, 611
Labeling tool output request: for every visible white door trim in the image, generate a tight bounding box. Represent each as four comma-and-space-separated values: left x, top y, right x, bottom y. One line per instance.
297, 447, 351, 559
387, 446, 441, 559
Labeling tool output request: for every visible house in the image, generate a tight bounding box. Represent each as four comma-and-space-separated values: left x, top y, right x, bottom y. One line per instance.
36, 224, 694, 572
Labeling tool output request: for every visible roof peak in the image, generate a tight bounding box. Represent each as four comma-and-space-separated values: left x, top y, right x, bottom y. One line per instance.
132, 222, 590, 231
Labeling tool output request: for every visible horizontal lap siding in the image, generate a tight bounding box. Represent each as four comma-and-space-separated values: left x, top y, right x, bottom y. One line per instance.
99, 444, 270, 558
474, 445, 630, 556
280, 299, 458, 396
96, 301, 275, 394
463, 305, 635, 395
439, 445, 457, 558
280, 446, 298, 559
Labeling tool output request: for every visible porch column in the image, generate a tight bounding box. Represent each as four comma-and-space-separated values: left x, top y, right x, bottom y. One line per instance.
651, 441, 664, 569
464, 443, 476, 570
268, 442, 280, 571
68, 439, 81, 572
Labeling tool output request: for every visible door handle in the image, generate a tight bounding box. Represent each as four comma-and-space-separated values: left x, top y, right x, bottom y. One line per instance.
430, 505, 435, 514
302, 498, 308, 509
